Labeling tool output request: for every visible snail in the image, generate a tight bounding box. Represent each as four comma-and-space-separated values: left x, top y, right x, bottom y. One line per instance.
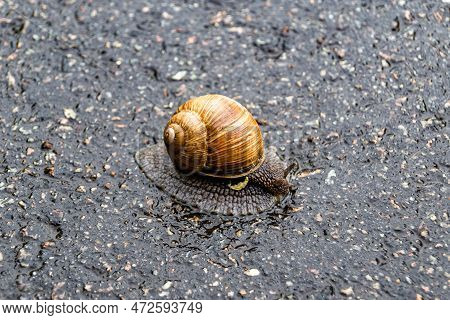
135, 94, 293, 215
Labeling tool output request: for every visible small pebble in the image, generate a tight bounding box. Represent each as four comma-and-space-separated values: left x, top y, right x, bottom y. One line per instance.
41, 141, 53, 150
175, 84, 187, 97
19, 127, 32, 135
340, 287, 354, 296
7, 72, 15, 88
76, 185, 87, 193
171, 71, 187, 81
325, 169, 336, 185
64, 108, 77, 119
244, 268, 260, 277
18, 200, 26, 209
187, 35, 197, 44
44, 167, 55, 176
419, 227, 429, 238
84, 284, 93, 292
335, 48, 346, 59
404, 10, 412, 22
161, 281, 173, 290
162, 12, 173, 20
112, 40, 122, 48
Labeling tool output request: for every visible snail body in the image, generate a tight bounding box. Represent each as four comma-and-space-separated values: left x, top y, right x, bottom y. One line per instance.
136, 94, 292, 215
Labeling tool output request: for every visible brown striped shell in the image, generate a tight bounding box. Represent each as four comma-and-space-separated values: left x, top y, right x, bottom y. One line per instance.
163, 94, 265, 178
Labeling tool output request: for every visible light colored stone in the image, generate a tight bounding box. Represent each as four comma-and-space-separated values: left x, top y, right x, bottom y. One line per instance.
64, 108, 77, 119
76, 185, 87, 193
340, 287, 354, 296
161, 281, 173, 290
325, 169, 336, 185
244, 268, 260, 277
171, 71, 187, 81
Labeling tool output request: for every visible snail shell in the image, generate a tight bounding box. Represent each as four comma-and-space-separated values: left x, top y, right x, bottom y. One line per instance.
136, 94, 292, 215
163, 94, 264, 177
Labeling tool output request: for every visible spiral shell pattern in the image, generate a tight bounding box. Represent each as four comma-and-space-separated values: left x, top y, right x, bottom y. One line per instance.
163, 94, 265, 178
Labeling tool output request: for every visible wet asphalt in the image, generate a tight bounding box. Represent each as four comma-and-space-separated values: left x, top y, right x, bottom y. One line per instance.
0, 0, 448, 299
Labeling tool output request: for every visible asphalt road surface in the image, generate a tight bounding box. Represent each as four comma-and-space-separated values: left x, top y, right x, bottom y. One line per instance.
0, 0, 448, 299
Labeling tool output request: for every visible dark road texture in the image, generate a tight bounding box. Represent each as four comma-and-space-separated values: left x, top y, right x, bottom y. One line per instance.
0, 0, 448, 299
